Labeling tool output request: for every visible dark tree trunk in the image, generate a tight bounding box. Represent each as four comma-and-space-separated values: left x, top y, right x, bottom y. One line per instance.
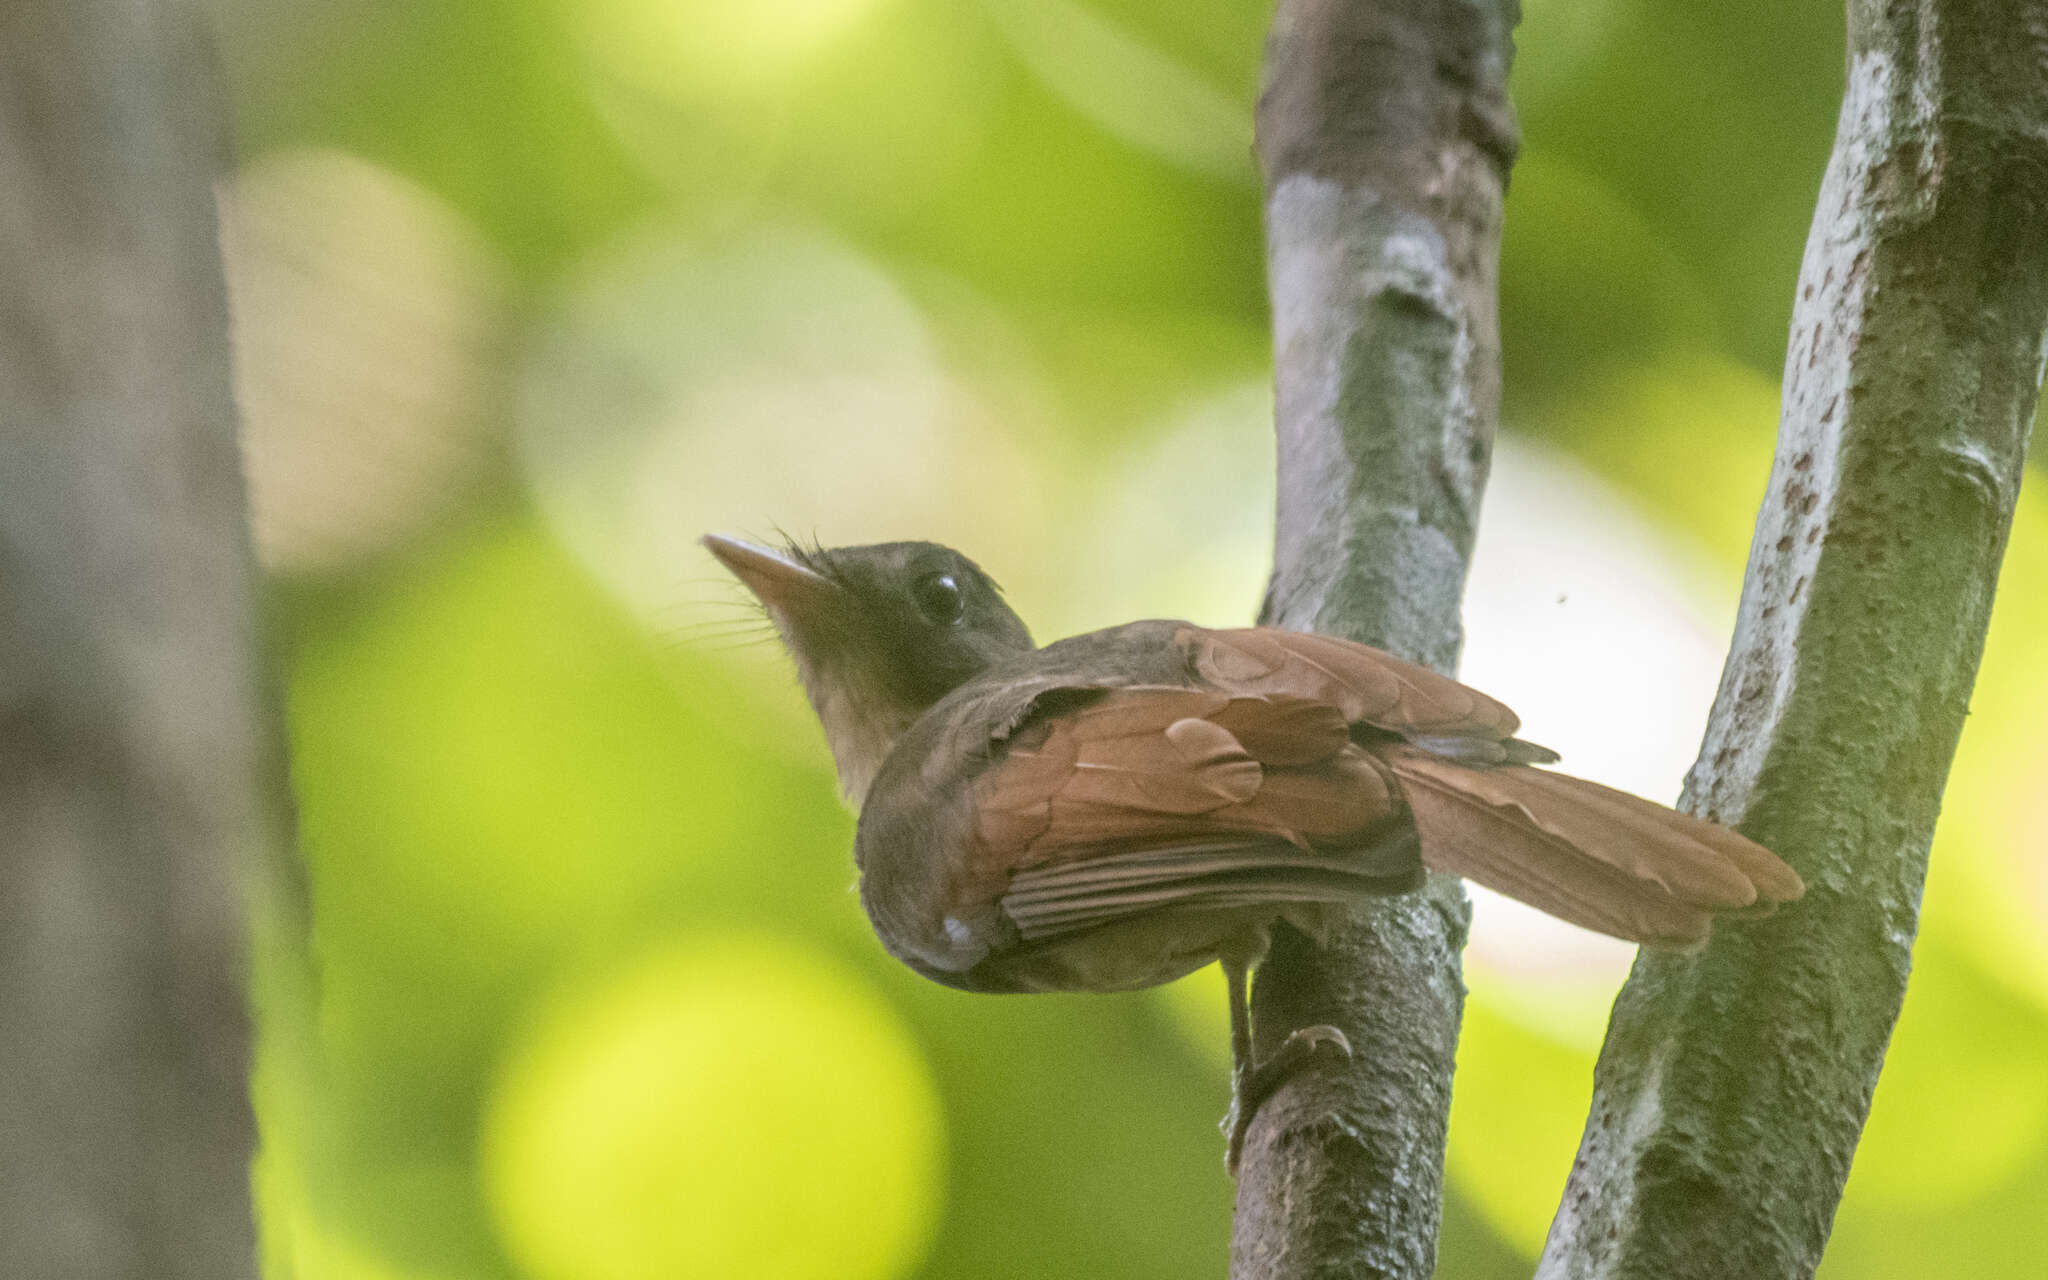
0, 2, 287, 1275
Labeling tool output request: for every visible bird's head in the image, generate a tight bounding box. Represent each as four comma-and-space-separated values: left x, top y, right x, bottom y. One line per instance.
702, 534, 1034, 804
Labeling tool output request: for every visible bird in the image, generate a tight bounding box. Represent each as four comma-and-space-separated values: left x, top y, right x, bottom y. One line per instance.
702, 532, 1803, 1169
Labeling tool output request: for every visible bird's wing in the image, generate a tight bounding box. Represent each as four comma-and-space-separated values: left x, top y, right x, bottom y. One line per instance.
1177, 627, 1800, 944
998, 836, 1418, 940
973, 686, 1418, 941
1179, 626, 1555, 761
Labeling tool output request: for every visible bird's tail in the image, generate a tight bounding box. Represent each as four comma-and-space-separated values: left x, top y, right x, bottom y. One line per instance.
1383, 747, 1803, 945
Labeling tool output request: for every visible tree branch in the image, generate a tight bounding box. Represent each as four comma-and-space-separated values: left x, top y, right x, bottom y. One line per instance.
1539, 3, 2048, 1276
0, 3, 286, 1275
1235, 2, 1518, 1275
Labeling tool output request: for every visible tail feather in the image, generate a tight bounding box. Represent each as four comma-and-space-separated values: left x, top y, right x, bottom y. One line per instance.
1498, 764, 1805, 903
1383, 748, 1803, 946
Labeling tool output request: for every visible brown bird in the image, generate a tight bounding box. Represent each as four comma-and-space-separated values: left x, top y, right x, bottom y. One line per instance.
703, 533, 1803, 1167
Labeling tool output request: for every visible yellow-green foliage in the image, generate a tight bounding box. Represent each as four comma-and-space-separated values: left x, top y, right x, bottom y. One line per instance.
223, 1, 2048, 1275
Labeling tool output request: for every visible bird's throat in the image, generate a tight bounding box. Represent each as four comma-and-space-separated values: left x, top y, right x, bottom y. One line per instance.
793, 653, 922, 807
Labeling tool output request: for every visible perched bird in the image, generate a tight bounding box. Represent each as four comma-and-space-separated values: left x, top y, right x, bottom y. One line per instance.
703, 533, 1803, 1167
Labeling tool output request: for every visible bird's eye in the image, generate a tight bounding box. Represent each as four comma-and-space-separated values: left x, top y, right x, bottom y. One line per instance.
910, 571, 965, 625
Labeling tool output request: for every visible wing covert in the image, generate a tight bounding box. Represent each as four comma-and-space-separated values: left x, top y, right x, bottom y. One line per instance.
1181, 626, 1525, 742
968, 685, 1418, 944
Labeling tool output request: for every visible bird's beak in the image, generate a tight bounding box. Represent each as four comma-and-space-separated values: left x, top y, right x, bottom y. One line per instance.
701, 533, 840, 618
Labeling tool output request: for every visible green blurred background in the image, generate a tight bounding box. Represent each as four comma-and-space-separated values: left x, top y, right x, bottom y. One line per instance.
207, 0, 2048, 1275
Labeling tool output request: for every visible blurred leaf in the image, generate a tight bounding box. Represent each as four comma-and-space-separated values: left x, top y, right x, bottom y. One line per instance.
218, 1, 2048, 1276
224, 147, 511, 574
1919, 484, 2048, 1004
1513, 0, 1842, 367
1820, 944, 2048, 1277
1512, 0, 1627, 112
1445, 1002, 1594, 1255
1079, 0, 1269, 100
218, 0, 660, 272
567, 0, 899, 101
887, 71, 1263, 316
513, 218, 1065, 653
1500, 152, 1720, 409
1526, 352, 1780, 581
483, 932, 944, 1280
279, 515, 851, 1272
1845, 942, 2048, 1208
899, 979, 1234, 1279
769, 1, 1004, 225
576, 0, 1003, 232
980, 0, 1254, 181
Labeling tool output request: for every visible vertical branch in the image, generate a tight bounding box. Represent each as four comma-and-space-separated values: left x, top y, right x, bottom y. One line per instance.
1539, 2, 2048, 1277
0, 2, 287, 1276
1236, 1, 1518, 1275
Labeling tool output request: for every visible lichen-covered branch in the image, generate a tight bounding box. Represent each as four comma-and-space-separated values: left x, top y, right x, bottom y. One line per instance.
1235, 1, 1519, 1275
0, 3, 284, 1275
1537, 4, 2048, 1277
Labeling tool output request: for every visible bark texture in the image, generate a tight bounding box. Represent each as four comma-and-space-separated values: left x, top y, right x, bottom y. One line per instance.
0, 2, 280, 1276
1538, 3, 2048, 1277
1235, 2, 1518, 1275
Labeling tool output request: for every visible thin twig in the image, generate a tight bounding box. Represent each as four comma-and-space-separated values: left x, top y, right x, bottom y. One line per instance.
1234, 2, 1520, 1276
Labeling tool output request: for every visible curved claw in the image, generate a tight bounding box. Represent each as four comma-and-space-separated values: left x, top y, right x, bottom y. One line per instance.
1223, 1023, 1354, 1173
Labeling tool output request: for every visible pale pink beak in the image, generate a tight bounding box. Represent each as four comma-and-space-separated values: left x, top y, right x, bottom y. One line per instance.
701, 533, 838, 613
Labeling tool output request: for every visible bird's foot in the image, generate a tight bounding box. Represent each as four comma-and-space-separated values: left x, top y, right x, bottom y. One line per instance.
1221, 1023, 1353, 1174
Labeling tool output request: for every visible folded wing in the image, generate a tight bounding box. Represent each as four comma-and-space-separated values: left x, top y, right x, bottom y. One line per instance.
974, 686, 1419, 941
970, 626, 1803, 952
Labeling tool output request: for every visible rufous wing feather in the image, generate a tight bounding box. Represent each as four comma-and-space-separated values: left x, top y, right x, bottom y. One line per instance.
1182, 627, 1525, 742
1000, 837, 1420, 940
972, 687, 1420, 942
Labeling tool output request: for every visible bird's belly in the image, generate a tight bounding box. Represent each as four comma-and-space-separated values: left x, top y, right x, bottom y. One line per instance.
979, 903, 1338, 994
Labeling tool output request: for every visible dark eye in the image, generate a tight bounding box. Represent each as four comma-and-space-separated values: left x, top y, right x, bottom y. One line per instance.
910, 571, 965, 625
